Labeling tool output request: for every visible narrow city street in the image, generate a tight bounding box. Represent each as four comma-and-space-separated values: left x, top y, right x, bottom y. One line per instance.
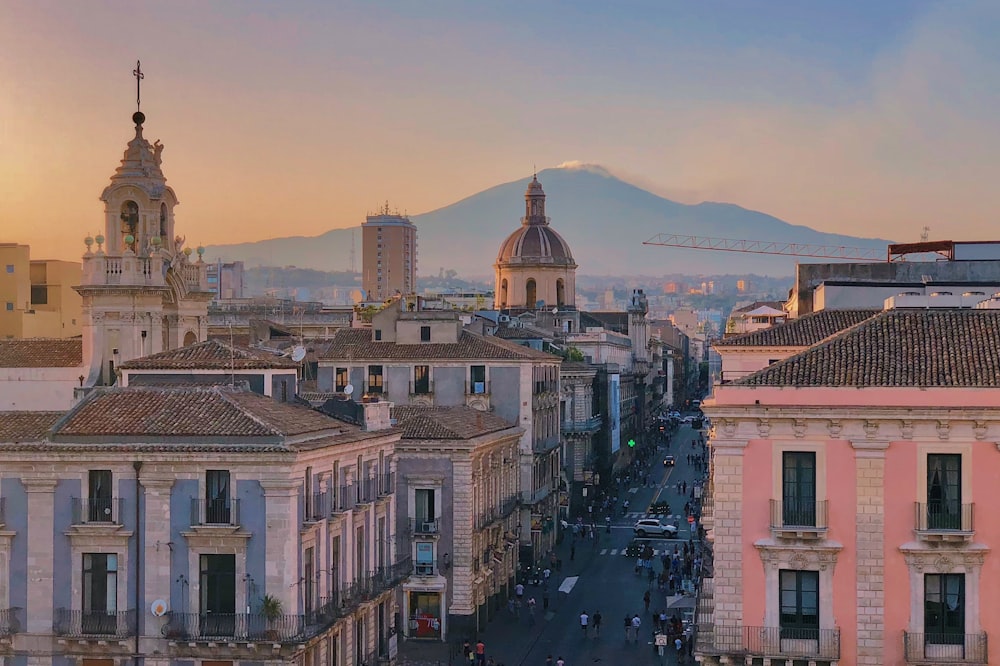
466, 422, 708, 666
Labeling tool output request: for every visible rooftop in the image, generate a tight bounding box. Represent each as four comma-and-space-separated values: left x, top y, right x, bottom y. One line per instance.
119, 339, 299, 370
391, 405, 516, 439
716, 309, 879, 348
0, 339, 83, 368
0, 412, 63, 441
320, 328, 558, 362
735, 309, 1000, 387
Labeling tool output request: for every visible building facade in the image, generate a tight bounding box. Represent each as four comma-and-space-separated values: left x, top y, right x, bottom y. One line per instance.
391, 406, 521, 643
206, 260, 246, 300
0, 384, 403, 666
363, 210, 417, 302
0, 245, 82, 340
698, 308, 1000, 666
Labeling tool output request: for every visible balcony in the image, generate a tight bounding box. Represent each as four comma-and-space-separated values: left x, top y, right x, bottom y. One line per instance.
561, 414, 603, 434
304, 492, 330, 523
707, 625, 841, 661
379, 471, 395, 497
476, 507, 500, 530
0, 497, 5, 525
501, 495, 519, 518
160, 611, 305, 642
409, 380, 435, 400
915, 502, 975, 542
356, 478, 378, 504
54, 609, 136, 639
904, 632, 988, 664
71, 497, 124, 525
334, 486, 356, 513
410, 518, 440, 535
769, 499, 829, 540
190, 498, 241, 527
0, 608, 21, 637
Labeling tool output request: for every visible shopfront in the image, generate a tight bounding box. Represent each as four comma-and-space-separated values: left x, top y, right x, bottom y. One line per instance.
407, 590, 443, 639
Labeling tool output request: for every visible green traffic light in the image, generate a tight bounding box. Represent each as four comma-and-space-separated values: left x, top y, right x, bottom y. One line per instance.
628, 439, 636, 448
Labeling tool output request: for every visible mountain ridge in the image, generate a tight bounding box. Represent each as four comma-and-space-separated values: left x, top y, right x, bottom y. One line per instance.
204, 166, 893, 278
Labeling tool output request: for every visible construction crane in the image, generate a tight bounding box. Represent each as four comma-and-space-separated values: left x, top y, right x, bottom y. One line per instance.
643, 233, 885, 261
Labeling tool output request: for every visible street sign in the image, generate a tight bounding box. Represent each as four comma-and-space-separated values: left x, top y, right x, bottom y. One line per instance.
655, 633, 668, 646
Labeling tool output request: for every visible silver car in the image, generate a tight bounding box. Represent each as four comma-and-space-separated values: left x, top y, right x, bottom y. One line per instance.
633, 518, 678, 537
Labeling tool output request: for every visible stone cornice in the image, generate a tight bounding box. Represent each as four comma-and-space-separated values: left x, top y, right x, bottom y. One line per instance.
22, 478, 58, 492
755, 539, 843, 571
899, 542, 990, 572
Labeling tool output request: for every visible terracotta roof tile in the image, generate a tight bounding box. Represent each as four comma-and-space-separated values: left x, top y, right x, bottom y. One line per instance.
320, 328, 558, 362
0, 412, 63, 441
52, 385, 340, 438
391, 405, 516, 439
717, 309, 879, 348
737, 309, 1000, 387
0, 339, 83, 367
119, 339, 299, 370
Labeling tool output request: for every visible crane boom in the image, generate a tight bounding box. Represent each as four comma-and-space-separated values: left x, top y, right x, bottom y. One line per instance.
643, 233, 884, 260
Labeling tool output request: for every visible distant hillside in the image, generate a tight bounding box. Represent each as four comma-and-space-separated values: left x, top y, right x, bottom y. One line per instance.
204, 166, 893, 278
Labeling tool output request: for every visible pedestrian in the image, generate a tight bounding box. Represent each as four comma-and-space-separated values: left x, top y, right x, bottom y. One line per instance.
631, 614, 642, 642
593, 610, 602, 637
557, 657, 565, 666
643, 590, 651, 612
624, 614, 631, 642
545, 656, 554, 666
543, 567, 551, 582
605, 515, 611, 533
476, 639, 486, 665
579, 610, 589, 637
515, 582, 524, 602
527, 597, 537, 625
542, 587, 550, 610
570, 543, 575, 561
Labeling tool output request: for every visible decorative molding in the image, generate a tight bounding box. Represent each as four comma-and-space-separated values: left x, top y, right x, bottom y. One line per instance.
757, 419, 771, 438
899, 544, 989, 572
864, 420, 880, 440
792, 419, 807, 439
721, 419, 737, 438
973, 421, 987, 441
900, 420, 914, 440
937, 420, 951, 441
826, 419, 842, 439
756, 540, 842, 572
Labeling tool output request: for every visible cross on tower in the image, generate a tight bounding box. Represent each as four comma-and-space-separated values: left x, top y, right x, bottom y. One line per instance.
132, 60, 144, 112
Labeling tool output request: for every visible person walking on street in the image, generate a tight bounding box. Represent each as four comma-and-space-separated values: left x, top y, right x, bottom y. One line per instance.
605, 515, 611, 533
545, 655, 553, 666
593, 610, 602, 637
631, 614, 642, 643
476, 640, 486, 665
542, 587, 550, 610
579, 610, 589, 637
624, 614, 631, 642
557, 657, 565, 666
643, 590, 651, 612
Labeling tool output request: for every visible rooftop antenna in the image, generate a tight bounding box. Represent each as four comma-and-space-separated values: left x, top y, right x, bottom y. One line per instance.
920, 226, 930, 242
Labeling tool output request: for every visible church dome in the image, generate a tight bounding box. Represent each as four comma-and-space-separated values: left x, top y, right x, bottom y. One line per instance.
495, 175, 576, 267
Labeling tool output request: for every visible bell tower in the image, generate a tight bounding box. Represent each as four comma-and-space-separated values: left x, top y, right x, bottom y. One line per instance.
75, 62, 211, 386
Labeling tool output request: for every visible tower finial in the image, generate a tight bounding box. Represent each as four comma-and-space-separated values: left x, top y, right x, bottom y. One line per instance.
132, 60, 145, 126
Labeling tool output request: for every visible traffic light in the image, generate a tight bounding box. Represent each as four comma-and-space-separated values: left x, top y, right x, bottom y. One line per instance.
628, 439, 636, 448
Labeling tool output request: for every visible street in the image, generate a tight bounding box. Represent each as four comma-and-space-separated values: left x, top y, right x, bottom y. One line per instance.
469, 422, 709, 666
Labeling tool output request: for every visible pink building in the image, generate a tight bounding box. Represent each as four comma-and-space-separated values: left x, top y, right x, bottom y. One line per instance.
698, 308, 1000, 666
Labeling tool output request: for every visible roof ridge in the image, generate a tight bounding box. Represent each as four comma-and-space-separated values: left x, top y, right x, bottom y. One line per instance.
214, 387, 284, 436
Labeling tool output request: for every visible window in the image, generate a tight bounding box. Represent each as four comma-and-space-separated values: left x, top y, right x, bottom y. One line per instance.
4, 265, 12, 273
88, 470, 113, 522
30, 285, 47, 305
5, 303, 12, 312
335, 367, 348, 392
927, 454, 961, 529
330, 535, 341, 595
82, 553, 117, 634
356, 526, 366, 578
415, 488, 436, 526
779, 569, 819, 638
420, 325, 431, 342
200, 554, 236, 636
377, 516, 387, 568
206, 470, 231, 524
470, 365, 486, 394
925, 573, 964, 644
374, 329, 382, 341
304, 547, 315, 613
367, 365, 383, 394
415, 542, 434, 575
782, 451, 816, 527
355, 617, 365, 665
413, 365, 430, 394
525, 278, 537, 308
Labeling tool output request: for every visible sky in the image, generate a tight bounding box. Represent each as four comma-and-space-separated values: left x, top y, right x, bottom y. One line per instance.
2, 0, 999, 262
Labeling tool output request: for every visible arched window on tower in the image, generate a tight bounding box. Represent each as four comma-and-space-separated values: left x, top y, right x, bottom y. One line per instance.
159, 203, 168, 239
500, 279, 508, 309
556, 279, 565, 308
120, 201, 139, 243
183, 331, 198, 347
526, 278, 537, 309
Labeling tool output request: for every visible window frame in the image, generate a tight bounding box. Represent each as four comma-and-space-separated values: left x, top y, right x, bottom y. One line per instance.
367, 365, 384, 394
782, 451, 817, 527
924, 573, 965, 643
779, 569, 819, 639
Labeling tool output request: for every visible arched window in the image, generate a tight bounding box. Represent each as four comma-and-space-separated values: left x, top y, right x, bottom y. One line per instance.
525, 279, 537, 309
120, 201, 139, 237
159, 203, 168, 238
500, 279, 508, 308
556, 279, 565, 307
183, 331, 198, 346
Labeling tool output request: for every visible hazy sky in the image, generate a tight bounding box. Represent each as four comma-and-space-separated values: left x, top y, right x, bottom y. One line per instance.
2, 1, 999, 262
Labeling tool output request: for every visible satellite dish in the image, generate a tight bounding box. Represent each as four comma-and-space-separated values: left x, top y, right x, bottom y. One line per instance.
344, 383, 355, 396
151, 599, 168, 617
552, 307, 558, 314
290, 345, 306, 362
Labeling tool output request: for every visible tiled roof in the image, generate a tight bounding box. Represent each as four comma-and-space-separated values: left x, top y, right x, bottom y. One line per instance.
320, 328, 557, 362
0, 339, 83, 367
716, 309, 880, 348
736, 309, 1000, 387
391, 406, 516, 439
0, 412, 63, 441
52, 385, 341, 438
119, 339, 299, 370
493, 327, 546, 340
732, 300, 785, 314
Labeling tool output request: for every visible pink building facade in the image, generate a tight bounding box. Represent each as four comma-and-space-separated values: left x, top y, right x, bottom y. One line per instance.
698, 309, 1000, 666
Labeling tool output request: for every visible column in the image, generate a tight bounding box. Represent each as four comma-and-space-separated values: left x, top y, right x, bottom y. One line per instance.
711, 440, 746, 631
260, 478, 299, 606
24, 479, 56, 634
451, 459, 474, 615
853, 439, 888, 665
142, 478, 174, 620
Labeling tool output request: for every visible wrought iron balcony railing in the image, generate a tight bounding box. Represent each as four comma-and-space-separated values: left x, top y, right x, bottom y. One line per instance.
161, 611, 305, 642
71, 497, 124, 525
769, 499, 828, 538
190, 498, 241, 527
0, 607, 21, 637
915, 502, 975, 539
561, 415, 604, 433
379, 472, 395, 496
903, 631, 988, 664
54, 609, 136, 639
708, 625, 840, 660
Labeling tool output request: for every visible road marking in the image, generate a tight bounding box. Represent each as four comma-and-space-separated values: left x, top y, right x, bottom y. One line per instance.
600, 549, 608, 555
558, 576, 579, 594
610, 549, 617, 555
628, 487, 639, 494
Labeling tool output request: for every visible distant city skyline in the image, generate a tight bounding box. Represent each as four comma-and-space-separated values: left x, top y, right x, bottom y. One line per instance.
2, 0, 999, 263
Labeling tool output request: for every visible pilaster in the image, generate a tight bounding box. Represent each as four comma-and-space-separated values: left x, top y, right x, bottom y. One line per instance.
260, 478, 298, 601
450, 459, 474, 614
24, 478, 57, 634
711, 439, 745, 628
852, 439, 888, 665
142, 478, 174, 617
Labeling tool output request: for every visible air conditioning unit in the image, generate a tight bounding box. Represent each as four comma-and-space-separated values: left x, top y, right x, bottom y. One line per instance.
415, 563, 434, 576
422, 521, 437, 532
498, 314, 511, 323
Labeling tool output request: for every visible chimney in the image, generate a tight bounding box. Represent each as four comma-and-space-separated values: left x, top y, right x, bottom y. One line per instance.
361, 398, 393, 431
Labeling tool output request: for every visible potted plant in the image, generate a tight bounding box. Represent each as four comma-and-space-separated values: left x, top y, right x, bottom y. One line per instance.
260, 594, 283, 641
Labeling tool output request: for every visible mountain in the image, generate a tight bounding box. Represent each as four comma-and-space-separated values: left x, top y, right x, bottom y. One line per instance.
204, 166, 893, 278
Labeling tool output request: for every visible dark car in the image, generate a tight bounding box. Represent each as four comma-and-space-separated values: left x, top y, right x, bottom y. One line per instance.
663, 455, 676, 466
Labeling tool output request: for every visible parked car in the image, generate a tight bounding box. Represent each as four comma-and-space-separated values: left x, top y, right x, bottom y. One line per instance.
633, 519, 678, 537
663, 455, 676, 467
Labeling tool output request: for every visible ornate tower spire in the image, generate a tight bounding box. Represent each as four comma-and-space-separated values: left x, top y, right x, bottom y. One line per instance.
523, 174, 547, 225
